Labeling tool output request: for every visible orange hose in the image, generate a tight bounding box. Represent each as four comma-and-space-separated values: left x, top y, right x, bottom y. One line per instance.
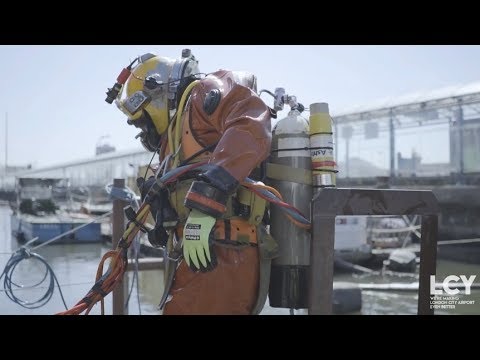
56, 206, 150, 315
241, 181, 311, 230
241, 181, 284, 200
286, 214, 311, 230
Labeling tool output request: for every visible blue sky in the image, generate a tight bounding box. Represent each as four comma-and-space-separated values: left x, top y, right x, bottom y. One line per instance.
1, 45, 480, 168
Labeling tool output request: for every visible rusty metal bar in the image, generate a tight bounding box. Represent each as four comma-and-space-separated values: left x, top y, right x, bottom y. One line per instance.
308, 188, 440, 315
418, 214, 438, 315
308, 214, 335, 314
112, 178, 128, 315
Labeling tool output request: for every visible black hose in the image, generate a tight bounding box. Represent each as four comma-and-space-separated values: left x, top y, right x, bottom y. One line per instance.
0, 247, 69, 310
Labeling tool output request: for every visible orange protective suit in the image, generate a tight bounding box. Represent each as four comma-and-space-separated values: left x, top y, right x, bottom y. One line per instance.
160, 70, 272, 315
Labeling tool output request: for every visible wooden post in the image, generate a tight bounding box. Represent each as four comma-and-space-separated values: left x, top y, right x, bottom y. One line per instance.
112, 178, 129, 315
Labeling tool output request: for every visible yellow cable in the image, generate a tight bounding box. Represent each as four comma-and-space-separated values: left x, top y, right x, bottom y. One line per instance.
167, 80, 199, 162
167, 114, 175, 156
121, 204, 151, 242
173, 81, 200, 168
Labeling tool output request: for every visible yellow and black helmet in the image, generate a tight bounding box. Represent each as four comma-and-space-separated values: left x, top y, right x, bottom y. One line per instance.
115, 50, 200, 135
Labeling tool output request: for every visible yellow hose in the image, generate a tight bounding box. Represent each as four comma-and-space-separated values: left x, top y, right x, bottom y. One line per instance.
121, 204, 151, 241
167, 80, 200, 167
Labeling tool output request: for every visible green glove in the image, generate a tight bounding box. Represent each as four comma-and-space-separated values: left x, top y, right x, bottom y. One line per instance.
183, 208, 217, 272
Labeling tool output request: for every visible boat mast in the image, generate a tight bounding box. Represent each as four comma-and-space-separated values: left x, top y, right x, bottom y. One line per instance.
4, 112, 7, 175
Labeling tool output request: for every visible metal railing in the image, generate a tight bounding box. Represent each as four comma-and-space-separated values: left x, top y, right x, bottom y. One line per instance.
308, 188, 440, 315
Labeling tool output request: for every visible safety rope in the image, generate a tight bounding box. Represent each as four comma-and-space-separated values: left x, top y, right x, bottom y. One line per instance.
105, 182, 142, 314
0, 181, 145, 313
0, 209, 116, 311
31, 211, 112, 251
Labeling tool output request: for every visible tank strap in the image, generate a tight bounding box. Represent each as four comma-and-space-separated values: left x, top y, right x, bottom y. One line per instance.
266, 162, 312, 185
212, 217, 257, 244
251, 224, 279, 315
236, 186, 267, 226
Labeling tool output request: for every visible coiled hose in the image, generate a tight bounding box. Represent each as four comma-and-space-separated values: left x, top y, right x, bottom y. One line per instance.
0, 247, 69, 310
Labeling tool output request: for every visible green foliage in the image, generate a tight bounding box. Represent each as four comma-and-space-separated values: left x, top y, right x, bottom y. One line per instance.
19, 199, 35, 215
36, 199, 58, 214
19, 199, 58, 215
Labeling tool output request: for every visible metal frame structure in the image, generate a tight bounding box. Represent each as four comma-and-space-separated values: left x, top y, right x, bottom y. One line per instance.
332, 82, 480, 180
308, 188, 440, 315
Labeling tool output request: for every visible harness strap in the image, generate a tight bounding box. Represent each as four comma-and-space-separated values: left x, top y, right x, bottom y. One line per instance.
251, 225, 279, 314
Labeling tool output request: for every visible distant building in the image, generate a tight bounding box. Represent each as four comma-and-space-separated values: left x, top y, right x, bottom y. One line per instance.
1, 148, 152, 191
397, 151, 453, 177
337, 157, 386, 178
397, 151, 422, 176
1, 164, 32, 174
333, 80, 480, 178
0, 164, 32, 193
95, 143, 116, 156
